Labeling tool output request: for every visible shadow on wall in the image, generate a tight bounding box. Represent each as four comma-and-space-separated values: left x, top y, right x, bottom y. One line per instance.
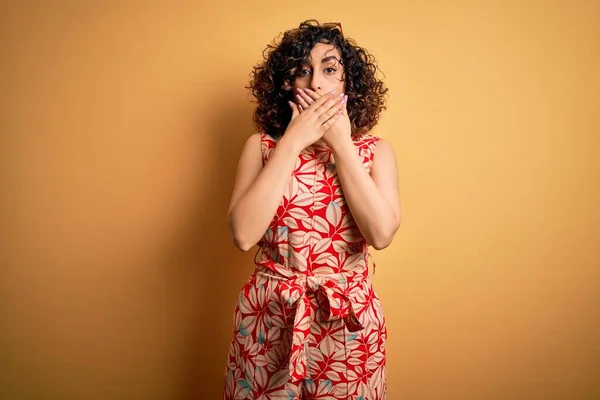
160, 96, 259, 399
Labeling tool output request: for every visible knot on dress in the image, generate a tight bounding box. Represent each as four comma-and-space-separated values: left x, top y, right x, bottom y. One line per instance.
255, 257, 367, 382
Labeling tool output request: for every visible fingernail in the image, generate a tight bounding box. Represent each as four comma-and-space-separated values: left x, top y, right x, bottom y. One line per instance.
329, 90, 336, 94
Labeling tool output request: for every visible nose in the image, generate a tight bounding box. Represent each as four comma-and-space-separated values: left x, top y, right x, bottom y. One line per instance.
309, 78, 323, 94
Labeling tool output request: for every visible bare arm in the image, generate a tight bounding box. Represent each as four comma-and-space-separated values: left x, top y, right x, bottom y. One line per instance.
331, 137, 402, 250
227, 92, 346, 251
227, 134, 302, 251
295, 88, 401, 249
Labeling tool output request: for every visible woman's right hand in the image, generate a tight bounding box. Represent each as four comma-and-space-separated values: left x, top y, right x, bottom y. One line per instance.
283, 90, 346, 151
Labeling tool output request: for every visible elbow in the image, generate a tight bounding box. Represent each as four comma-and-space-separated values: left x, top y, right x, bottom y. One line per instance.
371, 238, 392, 251
232, 236, 254, 252
370, 221, 401, 250
230, 227, 254, 252
369, 233, 392, 250
228, 213, 254, 252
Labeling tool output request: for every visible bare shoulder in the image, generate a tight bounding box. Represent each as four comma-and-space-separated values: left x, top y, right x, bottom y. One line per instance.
372, 136, 398, 164
227, 133, 264, 216
370, 136, 402, 227
370, 136, 399, 189
240, 132, 263, 160
247, 132, 262, 147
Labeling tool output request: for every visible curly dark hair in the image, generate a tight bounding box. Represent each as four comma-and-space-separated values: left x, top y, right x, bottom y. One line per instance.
246, 19, 389, 139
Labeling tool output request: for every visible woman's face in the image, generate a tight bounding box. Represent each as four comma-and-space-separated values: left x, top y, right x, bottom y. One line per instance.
292, 42, 345, 99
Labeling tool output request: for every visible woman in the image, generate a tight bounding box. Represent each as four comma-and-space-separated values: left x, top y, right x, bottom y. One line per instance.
224, 19, 401, 399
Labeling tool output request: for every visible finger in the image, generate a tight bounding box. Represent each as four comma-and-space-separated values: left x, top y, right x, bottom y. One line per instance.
319, 108, 343, 133
315, 92, 345, 116
288, 100, 299, 119
317, 99, 344, 126
305, 90, 337, 112
298, 103, 304, 112
342, 94, 348, 116
295, 92, 310, 110
302, 88, 321, 102
297, 89, 317, 106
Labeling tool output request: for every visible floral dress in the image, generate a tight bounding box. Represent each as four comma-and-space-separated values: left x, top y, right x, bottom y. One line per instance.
223, 132, 387, 399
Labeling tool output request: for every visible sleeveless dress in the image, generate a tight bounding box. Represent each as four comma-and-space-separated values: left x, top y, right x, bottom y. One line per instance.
223, 132, 387, 399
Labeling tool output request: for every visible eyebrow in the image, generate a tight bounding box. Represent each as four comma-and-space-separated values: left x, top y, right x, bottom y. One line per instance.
321, 55, 338, 63
303, 55, 340, 68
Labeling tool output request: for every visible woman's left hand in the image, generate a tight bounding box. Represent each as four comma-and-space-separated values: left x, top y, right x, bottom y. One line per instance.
295, 88, 352, 148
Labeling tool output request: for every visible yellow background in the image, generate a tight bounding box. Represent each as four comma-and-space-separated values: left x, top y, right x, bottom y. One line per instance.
2, 1, 599, 399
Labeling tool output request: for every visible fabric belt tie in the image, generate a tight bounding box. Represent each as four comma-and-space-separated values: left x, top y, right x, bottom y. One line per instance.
255, 257, 368, 381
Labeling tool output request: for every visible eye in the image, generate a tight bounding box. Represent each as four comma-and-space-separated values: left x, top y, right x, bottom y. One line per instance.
325, 67, 336, 74
297, 69, 311, 76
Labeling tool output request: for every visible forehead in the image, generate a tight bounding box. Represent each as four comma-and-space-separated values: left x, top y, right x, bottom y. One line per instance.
307, 42, 341, 63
